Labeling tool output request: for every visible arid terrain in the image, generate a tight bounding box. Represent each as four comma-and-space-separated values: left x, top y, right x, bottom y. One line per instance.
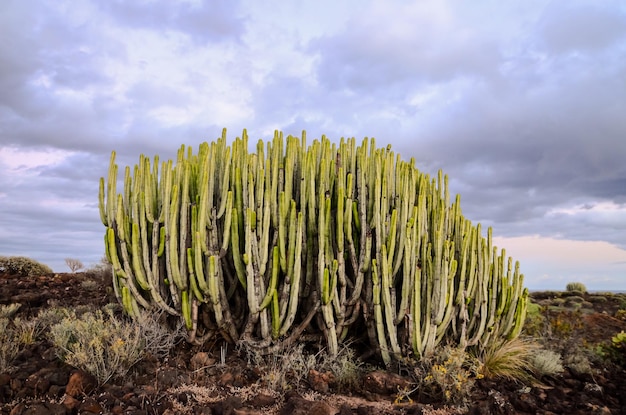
1, 270, 625, 414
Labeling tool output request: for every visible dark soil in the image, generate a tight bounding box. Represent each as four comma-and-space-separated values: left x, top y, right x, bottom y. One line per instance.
1, 271, 626, 414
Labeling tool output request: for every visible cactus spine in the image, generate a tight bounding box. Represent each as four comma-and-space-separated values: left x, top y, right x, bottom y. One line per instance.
100, 129, 527, 364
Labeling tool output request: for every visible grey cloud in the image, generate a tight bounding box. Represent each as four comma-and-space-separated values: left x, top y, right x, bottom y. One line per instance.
310, 9, 501, 92
98, 0, 245, 43
538, 2, 626, 54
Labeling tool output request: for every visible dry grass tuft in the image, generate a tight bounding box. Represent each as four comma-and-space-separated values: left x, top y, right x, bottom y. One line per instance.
478, 338, 539, 382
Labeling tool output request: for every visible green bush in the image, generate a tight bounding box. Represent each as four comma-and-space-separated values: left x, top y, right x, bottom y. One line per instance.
0, 256, 53, 277
565, 282, 587, 293
600, 331, 626, 366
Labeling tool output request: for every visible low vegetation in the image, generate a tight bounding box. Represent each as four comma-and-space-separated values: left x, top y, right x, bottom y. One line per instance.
565, 282, 587, 293
0, 255, 52, 277
1, 260, 626, 413
49, 307, 182, 385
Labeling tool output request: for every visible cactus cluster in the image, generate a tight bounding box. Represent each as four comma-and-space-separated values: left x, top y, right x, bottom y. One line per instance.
99, 129, 528, 364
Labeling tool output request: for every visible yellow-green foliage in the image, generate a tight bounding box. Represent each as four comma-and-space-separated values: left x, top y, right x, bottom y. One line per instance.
0, 256, 53, 277
605, 331, 626, 366
99, 129, 528, 364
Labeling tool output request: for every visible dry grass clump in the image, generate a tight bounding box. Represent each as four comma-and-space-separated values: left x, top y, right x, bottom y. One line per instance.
477, 338, 539, 383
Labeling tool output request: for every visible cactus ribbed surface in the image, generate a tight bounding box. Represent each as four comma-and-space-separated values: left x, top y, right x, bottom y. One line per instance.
99, 129, 528, 364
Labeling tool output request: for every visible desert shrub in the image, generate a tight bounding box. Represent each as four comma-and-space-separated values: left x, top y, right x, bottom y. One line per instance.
80, 279, 99, 291
0, 304, 21, 319
240, 342, 315, 390
0, 256, 53, 277
314, 343, 366, 392
49, 309, 181, 385
239, 341, 366, 392
531, 350, 564, 377
564, 348, 593, 376
565, 282, 587, 293
0, 318, 21, 373
35, 307, 72, 330
418, 346, 480, 404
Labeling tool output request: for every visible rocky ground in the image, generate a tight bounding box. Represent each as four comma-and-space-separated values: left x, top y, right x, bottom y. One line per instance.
1, 270, 625, 415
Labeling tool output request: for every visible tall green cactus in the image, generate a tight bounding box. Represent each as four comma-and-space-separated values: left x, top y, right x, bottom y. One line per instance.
99, 129, 528, 364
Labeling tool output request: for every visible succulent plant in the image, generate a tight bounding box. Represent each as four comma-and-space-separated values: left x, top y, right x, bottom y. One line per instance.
99, 129, 528, 364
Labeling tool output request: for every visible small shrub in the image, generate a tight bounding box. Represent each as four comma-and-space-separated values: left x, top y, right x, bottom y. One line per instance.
531, 350, 564, 377
564, 348, 593, 376
315, 343, 366, 392
597, 331, 626, 366
239, 341, 366, 393
49, 309, 180, 385
0, 256, 53, 277
420, 346, 479, 404
80, 279, 99, 291
0, 318, 21, 373
253, 343, 315, 390
565, 282, 587, 293
0, 304, 21, 319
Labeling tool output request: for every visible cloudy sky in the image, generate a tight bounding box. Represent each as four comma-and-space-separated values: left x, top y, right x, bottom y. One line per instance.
1, 0, 625, 290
